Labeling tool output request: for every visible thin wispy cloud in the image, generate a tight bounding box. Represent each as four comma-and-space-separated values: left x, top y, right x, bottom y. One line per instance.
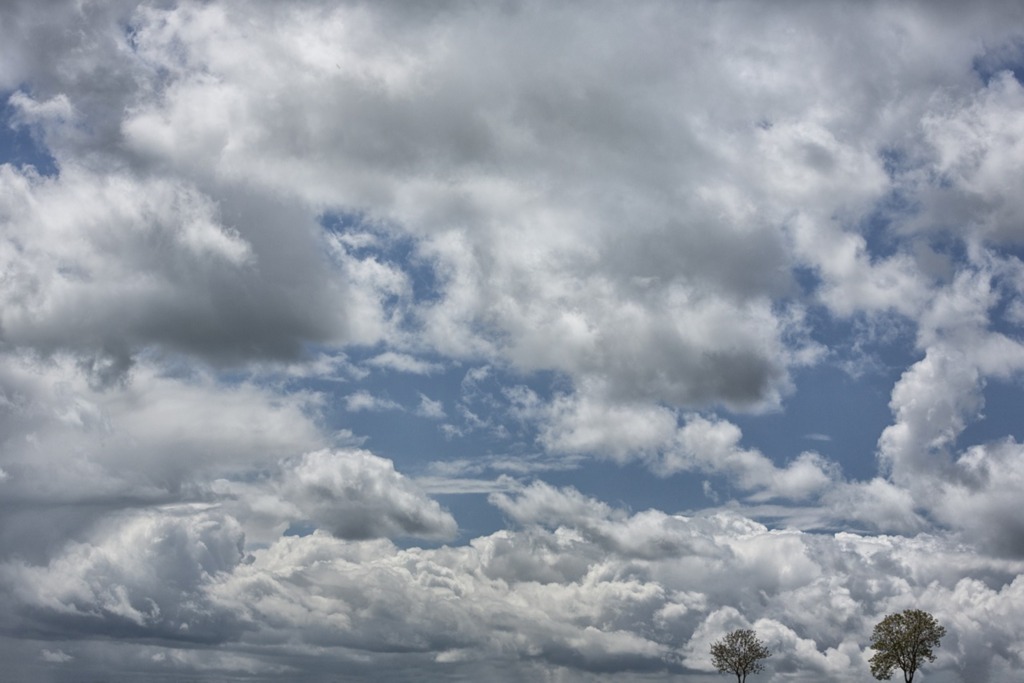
344, 390, 403, 413
804, 433, 833, 442
367, 351, 445, 375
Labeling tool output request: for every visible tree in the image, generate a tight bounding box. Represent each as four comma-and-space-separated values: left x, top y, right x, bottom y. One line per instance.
869, 609, 946, 683
710, 628, 772, 683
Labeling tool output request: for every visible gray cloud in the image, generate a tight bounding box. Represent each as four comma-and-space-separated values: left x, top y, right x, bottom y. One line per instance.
3, 0, 1024, 680
0, 506, 246, 644
277, 448, 458, 541
3, 490, 1023, 681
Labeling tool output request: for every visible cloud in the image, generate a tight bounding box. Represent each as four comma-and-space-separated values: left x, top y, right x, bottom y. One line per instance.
40, 649, 73, 663
914, 71, 1024, 245
0, 351, 326, 566
344, 390, 403, 413
368, 352, 444, 375
415, 393, 447, 419
3, 0, 1024, 680
869, 263, 1024, 554
209, 448, 459, 545
540, 384, 680, 462
84, 0, 848, 412
0, 506, 245, 643
276, 448, 457, 541
0, 164, 370, 368
541, 392, 839, 503
6, 488, 1023, 681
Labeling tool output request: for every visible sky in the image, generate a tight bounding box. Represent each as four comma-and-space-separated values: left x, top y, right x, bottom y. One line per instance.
1, 1, 1024, 681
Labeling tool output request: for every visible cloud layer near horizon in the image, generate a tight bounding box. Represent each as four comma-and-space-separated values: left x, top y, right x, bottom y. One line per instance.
2, 1, 1024, 681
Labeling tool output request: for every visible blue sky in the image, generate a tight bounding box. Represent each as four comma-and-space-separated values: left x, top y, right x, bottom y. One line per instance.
2, 2, 1024, 682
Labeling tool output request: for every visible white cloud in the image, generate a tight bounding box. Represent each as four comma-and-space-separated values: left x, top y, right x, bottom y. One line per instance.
99, 0, 849, 411
915, 72, 1024, 245
278, 448, 457, 541
344, 390, 403, 413
211, 448, 458, 545
40, 649, 73, 663
3, 484, 1024, 681
415, 393, 446, 419
540, 384, 679, 463
541, 396, 840, 503
3, 0, 1024, 680
0, 162, 396, 367
0, 352, 324, 508
368, 352, 444, 375
869, 263, 1024, 554
0, 506, 245, 642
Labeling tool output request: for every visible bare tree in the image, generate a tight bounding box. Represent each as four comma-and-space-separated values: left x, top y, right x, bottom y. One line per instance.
710, 628, 772, 683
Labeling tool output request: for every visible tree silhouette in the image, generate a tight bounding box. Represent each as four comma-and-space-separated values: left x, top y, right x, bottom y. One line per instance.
869, 609, 946, 683
710, 628, 771, 683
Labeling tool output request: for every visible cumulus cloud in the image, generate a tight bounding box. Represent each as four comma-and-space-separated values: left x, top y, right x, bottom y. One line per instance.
3, 0, 1024, 680
0, 164, 369, 368
277, 448, 457, 541
868, 263, 1024, 555
541, 393, 840, 503
209, 448, 458, 545
0, 506, 245, 643
914, 71, 1024, 245
0, 351, 325, 565
55, 0, 844, 412
6, 488, 1023, 681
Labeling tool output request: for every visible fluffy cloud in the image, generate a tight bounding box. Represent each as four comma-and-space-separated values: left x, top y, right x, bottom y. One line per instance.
915, 71, 1024, 245
275, 448, 458, 541
3, 0, 1024, 680
4, 486, 1024, 681
0, 506, 245, 643
7, 0, 835, 411
541, 392, 839, 504
0, 351, 326, 566
870, 263, 1024, 555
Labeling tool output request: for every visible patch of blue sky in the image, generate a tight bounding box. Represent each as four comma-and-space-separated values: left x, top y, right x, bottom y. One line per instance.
958, 376, 1024, 449
727, 363, 895, 483
973, 38, 1024, 85
323, 345, 756, 524
727, 299, 919, 483
856, 185, 928, 263
861, 196, 919, 253
544, 459, 712, 515
283, 520, 318, 538
0, 90, 58, 176
878, 145, 914, 181
321, 358, 556, 469
989, 267, 1024, 335
321, 210, 444, 306
432, 493, 510, 543
308, 349, 698, 536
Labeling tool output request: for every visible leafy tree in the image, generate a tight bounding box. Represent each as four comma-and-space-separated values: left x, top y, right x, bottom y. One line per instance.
710, 628, 772, 683
869, 609, 946, 683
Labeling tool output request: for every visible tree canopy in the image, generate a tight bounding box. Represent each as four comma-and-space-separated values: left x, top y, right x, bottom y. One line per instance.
710, 628, 771, 683
869, 609, 946, 683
